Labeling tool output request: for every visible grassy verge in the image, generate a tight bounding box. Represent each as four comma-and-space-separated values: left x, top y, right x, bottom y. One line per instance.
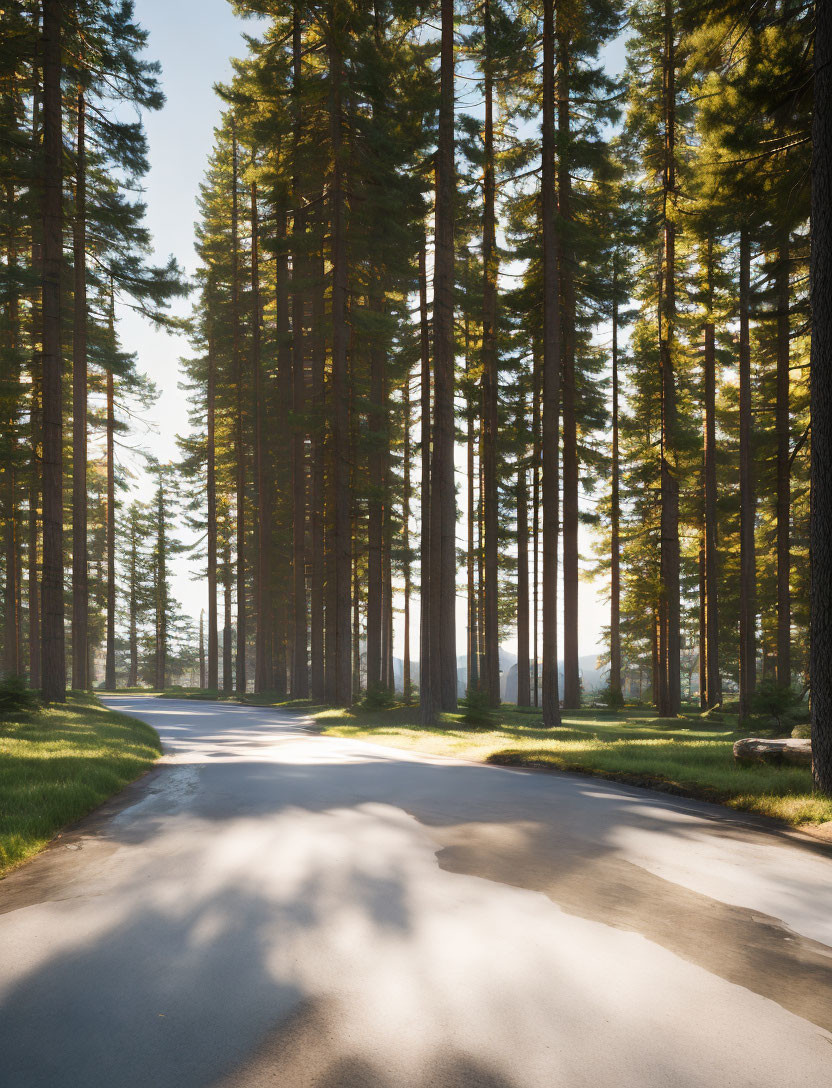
115, 686, 323, 711
311, 703, 832, 829
0, 692, 162, 876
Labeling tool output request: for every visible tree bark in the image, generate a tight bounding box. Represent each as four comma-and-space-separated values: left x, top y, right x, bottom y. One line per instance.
4, 465, 20, 679
429, 0, 458, 711
810, 0, 832, 793
104, 338, 116, 691
657, 0, 681, 718
702, 239, 720, 707
207, 333, 219, 690
609, 285, 622, 701
328, 8, 352, 705
291, 9, 309, 698
274, 238, 292, 697
467, 354, 478, 693
738, 228, 757, 718
309, 244, 326, 699
251, 180, 271, 693
3, 180, 21, 678
480, 0, 500, 707
154, 479, 167, 691
516, 406, 530, 706
541, 0, 562, 728
402, 365, 412, 702
231, 124, 246, 695
128, 510, 138, 688
223, 536, 233, 694
28, 372, 41, 688
27, 74, 42, 688
532, 350, 540, 706
418, 235, 434, 721
775, 233, 791, 688
71, 89, 88, 690
366, 313, 385, 694
199, 610, 205, 689
558, 24, 580, 711
382, 484, 394, 691
40, 0, 65, 702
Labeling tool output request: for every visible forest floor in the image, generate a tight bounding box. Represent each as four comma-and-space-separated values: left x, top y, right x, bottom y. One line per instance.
0, 693, 161, 876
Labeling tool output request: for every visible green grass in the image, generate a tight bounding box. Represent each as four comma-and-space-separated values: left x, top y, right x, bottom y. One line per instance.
0, 692, 162, 875
118, 686, 325, 711
311, 703, 832, 829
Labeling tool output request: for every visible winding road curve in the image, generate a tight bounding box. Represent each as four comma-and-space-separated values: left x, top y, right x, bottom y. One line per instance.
1, 696, 832, 1087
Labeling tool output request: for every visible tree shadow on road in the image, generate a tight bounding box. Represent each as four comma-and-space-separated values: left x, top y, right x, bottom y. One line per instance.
2, 733, 832, 1088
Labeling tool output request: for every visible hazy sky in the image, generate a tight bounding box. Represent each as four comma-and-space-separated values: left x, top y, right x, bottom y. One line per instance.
120, 0, 619, 661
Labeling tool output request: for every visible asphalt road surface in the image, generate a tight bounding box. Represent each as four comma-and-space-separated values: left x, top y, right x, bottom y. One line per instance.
2, 696, 832, 1088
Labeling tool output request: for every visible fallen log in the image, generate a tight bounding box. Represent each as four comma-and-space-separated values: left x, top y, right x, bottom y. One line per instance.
733, 737, 812, 768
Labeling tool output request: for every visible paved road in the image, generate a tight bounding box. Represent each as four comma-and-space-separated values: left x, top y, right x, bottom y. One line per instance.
2, 697, 831, 1088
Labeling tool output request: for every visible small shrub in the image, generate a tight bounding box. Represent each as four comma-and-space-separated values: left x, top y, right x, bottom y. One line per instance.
750, 679, 808, 735
362, 684, 396, 710
461, 688, 495, 727
595, 683, 624, 711
0, 674, 41, 717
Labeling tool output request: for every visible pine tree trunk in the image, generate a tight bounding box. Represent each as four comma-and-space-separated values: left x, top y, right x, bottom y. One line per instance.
657, 0, 681, 718
329, 11, 352, 705
516, 416, 530, 706
291, 11, 309, 698
609, 287, 622, 701
418, 236, 434, 721
402, 367, 412, 702
128, 519, 138, 688
382, 500, 394, 691
251, 181, 271, 693
477, 444, 486, 685
4, 458, 20, 678
702, 240, 720, 707
40, 0, 65, 702
309, 245, 326, 699
28, 368, 41, 688
223, 538, 233, 694
71, 89, 88, 690
532, 351, 540, 706
274, 240, 292, 697
541, 0, 562, 728
467, 377, 478, 693
429, 0, 458, 710
3, 183, 21, 678
27, 82, 42, 688
104, 355, 116, 690
207, 334, 219, 690
366, 319, 385, 694
155, 481, 167, 691
480, 0, 500, 707
775, 233, 791, 688
352, 527, 361, 697
324, 404, 337, 704
810, 0, 832, 794
738, 228, 757, 719
200, 610, 205, 688
231, 125, 246, 695
558, 29, 580, 711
